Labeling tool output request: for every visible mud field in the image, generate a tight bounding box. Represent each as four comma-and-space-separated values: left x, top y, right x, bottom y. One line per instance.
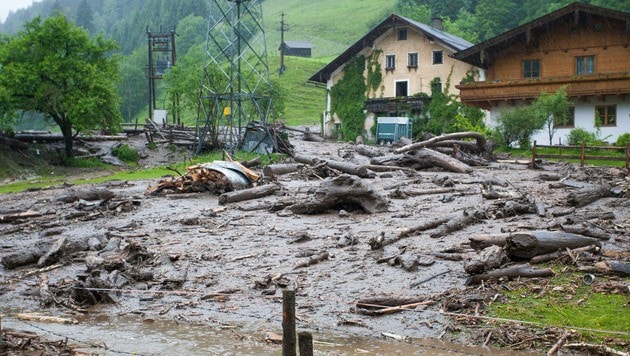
0, 132, 628, 355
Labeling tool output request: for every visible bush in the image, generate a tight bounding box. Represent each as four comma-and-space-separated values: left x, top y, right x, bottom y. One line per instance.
111, 144, 139, 164
616, 133, 630, 147
567, 128, 597, 145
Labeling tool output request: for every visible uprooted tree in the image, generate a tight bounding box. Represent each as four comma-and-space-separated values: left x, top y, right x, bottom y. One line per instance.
0, 14, 122, 158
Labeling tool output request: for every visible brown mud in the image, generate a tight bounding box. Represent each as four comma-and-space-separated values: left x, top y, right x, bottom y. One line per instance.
0, 132, 628, 355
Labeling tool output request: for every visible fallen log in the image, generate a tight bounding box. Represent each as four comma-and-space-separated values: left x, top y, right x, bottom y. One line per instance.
263, 163, 304, 177
14, 313, 78, 325
469, 234, 510, 250
218, 184, 279, 205
293, 251, 329, 269
395, 131, 487, 155
530, 245, 600, 264
56, 189, 115, 203
430, 209, 482, 239
356, 295, 431, 307
369, 217, 450, 250
355, 144, 385, 158
567, 185, 615, 207
288, 175, 388, 214
505, 231, 602, 259
0, 209, 42, 223
464, 245, 508, 274
595, 261, 630, 276
465, 264, 554, 285
294, 155, 374, 178
356, 300, 435, 315
560, 224, 610, 240
409, 148, 472, 174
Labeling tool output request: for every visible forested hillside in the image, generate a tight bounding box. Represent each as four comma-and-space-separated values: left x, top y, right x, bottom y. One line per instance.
0, 0, 626, 125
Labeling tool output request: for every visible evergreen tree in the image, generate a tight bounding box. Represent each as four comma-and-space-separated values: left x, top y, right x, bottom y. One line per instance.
75, 0, 95, 34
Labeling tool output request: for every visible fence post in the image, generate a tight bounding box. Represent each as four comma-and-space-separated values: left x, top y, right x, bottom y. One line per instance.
298, 331, 314, 356
282, 289, 297, 356
626, 143, 630, 172
580, 141, 585, 167
532, 140, 537, 167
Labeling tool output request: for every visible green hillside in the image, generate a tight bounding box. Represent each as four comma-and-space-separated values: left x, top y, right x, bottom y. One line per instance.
263, 0, 397, 58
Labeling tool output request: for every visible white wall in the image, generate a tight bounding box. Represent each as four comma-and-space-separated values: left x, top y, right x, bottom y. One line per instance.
487, 96, 630, 146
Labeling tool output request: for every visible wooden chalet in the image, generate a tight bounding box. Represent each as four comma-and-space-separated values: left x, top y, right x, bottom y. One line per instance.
453, 3, 630, 145
309, 14, 478, 138
279, 41, 314, 58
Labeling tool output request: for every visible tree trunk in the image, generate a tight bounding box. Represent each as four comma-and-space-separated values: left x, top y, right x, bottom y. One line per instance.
288, 175, 388, 214
410, 148, 473, 174
394, 131, 487, 154
218, 184, 279, 205
505, 230, 602, 259
465, 264, 554, 285
58, 119, 74, 158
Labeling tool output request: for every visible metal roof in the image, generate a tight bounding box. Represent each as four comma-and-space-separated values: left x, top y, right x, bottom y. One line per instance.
282, 41, 314, 49
452, 3, 630, 69
308, 14, 474, 84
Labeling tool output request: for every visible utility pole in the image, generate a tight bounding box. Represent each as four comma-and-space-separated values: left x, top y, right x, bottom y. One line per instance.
279, 12, 287, 75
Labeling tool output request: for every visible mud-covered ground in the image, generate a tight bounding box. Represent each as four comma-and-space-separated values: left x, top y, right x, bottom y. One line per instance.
0, 132, 628, 355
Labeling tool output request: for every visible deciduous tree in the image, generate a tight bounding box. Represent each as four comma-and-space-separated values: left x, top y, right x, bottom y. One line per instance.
0, 15, 122, 158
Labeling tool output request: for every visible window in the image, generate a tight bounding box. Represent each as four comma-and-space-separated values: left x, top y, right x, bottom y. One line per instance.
432, 50, 443, 65
576, 56, 594, 74
408, 53, 418, 68
555, 107, 575, 128
395, 81, 408, 97
523, 59, 540, 78
595, 105, 616, 126
398, 28, 408, 41
385, 55, 396, 70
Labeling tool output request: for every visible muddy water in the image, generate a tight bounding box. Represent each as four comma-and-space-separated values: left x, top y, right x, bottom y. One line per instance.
3, 313, 534, 355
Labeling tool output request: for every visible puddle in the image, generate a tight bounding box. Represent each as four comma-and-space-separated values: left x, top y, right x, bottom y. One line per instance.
2, 313, 535, 355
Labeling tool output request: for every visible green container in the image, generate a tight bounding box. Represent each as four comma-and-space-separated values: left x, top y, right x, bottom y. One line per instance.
376, 117, 412, 144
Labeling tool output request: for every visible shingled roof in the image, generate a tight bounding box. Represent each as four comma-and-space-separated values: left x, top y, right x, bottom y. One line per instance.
308, 14, 473, 84
453, 3, 630, 69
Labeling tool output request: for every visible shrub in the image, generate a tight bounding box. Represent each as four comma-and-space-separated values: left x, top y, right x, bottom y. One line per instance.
615, 133, 630, 147
111, 144, 139, 164
568, 128, 597, 145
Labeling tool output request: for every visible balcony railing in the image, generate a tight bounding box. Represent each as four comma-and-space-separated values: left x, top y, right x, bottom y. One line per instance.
456, 72, 630, 108
364, 96, 428, 113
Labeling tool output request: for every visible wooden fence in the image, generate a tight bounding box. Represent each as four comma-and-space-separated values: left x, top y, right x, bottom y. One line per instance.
532, 141, 630, 170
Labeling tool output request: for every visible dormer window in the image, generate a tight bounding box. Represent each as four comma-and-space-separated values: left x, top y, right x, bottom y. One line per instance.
398, 28, 408, 41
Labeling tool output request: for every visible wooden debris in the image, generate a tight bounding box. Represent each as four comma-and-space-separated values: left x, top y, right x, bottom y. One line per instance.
595, 260, 630, 276
505, 231, 602, 259
464, 245, 509, 274
567, 185, 616, 207
394, 131, 487, 155
530, 245, 600, 264
288, 175, 388, 214
0, 209, 43, 223
56, 189, 115, 203
15, 313, 78, 325
465, 264, 554, 285
218, 184, 279, 205
294, 154, 375, 178
294, 251, 329, 269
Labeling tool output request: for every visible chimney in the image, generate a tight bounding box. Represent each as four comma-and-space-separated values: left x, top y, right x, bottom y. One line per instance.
431, 17, 443, 31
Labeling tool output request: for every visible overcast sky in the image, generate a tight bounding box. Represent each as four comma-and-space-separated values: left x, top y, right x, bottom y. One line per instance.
0, 0, 35, 23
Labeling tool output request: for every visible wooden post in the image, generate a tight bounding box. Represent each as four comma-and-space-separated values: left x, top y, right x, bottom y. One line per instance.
626, 143, 630, 172
282, 289, 297, 356
298, 332, 313, 356
580, 140, 585, 167
531, 140, 537, 167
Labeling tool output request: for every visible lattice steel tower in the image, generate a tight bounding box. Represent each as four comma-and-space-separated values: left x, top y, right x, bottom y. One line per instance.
196, 0, 273, 153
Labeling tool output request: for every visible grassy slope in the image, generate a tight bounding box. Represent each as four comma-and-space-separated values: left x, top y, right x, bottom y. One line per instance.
262, 0, 397, 125
263, 0, 397, 59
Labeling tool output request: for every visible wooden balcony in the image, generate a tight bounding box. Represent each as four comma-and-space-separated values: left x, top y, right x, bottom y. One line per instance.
364, 96, 428, 113
456, 72, 630, 109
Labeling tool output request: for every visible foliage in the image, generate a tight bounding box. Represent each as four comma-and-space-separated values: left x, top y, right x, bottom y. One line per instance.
494, 105, 541, 147
118, 48, 148, 123
366, 51, 383, 97
74, 0, 94, 34
396, 1, 432, 23
330, 56, 367, 140
111, 144, 140, 164
537, 86, 570, 145
422, 70, 485, 136
0, 15, 122, 158
615, 133, 630, 148
494, 88, 569, 148
567, 128, 598, 146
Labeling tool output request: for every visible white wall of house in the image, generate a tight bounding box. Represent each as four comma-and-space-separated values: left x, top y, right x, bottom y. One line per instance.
488, 96, 630, 146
